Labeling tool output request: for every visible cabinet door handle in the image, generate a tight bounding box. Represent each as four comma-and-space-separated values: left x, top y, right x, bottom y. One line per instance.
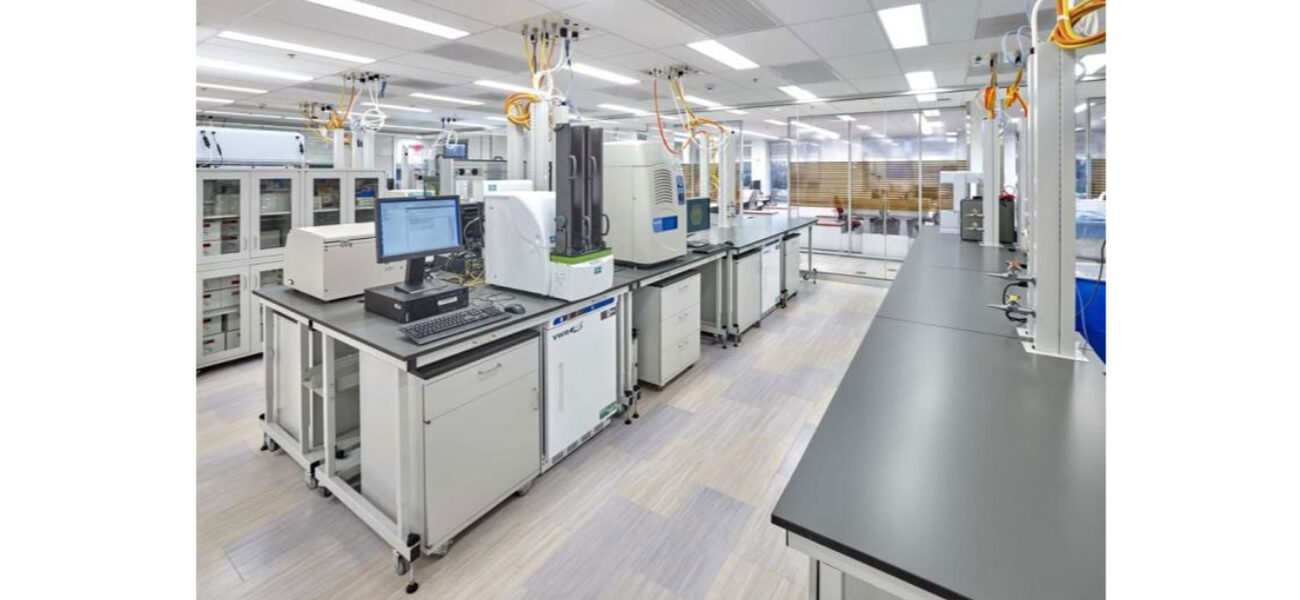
477, 362, 503, 375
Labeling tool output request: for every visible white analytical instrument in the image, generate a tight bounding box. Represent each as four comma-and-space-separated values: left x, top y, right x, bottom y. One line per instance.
284, 223, 406, 301
483, 191, 613, 301
602, 140, 688, 266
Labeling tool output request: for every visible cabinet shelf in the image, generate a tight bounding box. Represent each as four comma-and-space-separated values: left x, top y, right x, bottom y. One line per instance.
203, 214, 240, 220
302, 353, 360, 395
260, 210, 292, 216
203, 305, 240, 318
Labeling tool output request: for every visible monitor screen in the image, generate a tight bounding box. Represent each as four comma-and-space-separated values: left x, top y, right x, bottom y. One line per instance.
686, 197, 710, 234
375, 196, 462, 262
441, 143, 468, 159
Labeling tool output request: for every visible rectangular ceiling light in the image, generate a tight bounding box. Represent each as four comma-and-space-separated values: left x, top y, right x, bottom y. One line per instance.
197, 57, 314, 82
364, 102, 430, 113
764, 119, 785, 126
569, 63, 638, 85
856, 125, 872, 131
791, 121, 841, 140
1075, 103, 1087, 113
905, 71, 937, 92
304, 0, 467, 39
687, 40, 759, 70
217, 31, 374, 63
727, 109, 748, 115
598, 103, 650, 116
409, 92, 484, 106
923, 109, 940, 117
198, 110, 284, 119
917, 93, 937, 102
486, 116, 508, 122
743, 131, 778, 139
878, 4, 928, 49
837, 115, 856, 121
197, 82, 268, 94
197, 97, 235, 104
777, 85, 818, 102
683, 95, 721, 108
474, 80, 533, 93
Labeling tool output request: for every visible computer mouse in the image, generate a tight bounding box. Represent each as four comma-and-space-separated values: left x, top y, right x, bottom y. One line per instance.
503, 303, 526, 314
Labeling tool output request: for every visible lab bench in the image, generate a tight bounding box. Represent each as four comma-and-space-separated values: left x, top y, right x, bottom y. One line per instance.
771, 227, 1104, 600
252, 214, 815, 593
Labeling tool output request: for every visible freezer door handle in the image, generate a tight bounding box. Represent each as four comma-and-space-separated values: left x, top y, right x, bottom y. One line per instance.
477, 362, 503, 375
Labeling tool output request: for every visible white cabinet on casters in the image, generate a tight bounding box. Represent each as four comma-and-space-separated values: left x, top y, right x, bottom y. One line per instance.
634, 271, 702, 387
761, 240, 782, 316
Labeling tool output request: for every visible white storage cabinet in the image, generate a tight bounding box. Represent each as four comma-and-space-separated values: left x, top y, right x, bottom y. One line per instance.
634, 271, 702, 386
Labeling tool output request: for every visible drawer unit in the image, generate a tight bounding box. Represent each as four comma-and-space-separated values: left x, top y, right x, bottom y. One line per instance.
417, 332, 541, 551
201, 334, 226, 355
201, 316, 222, 336
634, 271, 702, 386
225, 330, 241, 349
761, 240, 781, 314
734, 247, 762, 335
782, 232, 801, 300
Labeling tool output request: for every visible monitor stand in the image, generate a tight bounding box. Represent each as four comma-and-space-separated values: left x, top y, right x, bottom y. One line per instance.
395, 257, 434, 294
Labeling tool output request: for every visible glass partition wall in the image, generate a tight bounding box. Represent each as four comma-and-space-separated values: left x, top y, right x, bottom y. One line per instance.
783, 102, 969, 280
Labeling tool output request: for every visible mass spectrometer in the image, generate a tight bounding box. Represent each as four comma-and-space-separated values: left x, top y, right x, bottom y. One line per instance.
602, 140, 688, 266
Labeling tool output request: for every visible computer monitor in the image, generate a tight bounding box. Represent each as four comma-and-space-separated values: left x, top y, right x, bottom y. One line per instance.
375, 195, 462, 293
686, 196, 710, 234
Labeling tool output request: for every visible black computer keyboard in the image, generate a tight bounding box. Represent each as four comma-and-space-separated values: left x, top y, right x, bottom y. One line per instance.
399, 304, 509, 345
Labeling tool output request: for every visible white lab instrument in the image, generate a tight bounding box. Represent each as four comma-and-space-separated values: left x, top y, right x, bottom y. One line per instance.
284, 223, 406, 301
543, 295, 619, 468
602, 140, 688, 265
195, 127, 304, 166
733, 247, 762, 335
484, 180, 534, 194
483, 191, 613, 301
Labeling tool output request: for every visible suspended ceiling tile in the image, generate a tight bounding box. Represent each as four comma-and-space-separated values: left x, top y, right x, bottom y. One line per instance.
197, 4, 251, 28
424, 42, 528, 72
894, 40, 972, 72
416, 0, 551, 27
574, 34, 648, 59
388, 52, 516, 79
649, 0, 779, 37
716, 26, 819, 67
753, 0, 875, 25
826, 51, 901, 80
849, 74, 908, 95
566, 0, 706, 49
801, 80, 859, 97
771, 60, 843, 85
790, 11, 891, 59
925, 0, 978, 44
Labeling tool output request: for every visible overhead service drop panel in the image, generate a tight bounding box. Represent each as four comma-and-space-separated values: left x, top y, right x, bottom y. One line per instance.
196, 127, 305, 166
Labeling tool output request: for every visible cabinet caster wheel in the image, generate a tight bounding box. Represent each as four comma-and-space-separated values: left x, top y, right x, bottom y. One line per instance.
305, 472, 318, 490
514, 479, 535, 497
395, 554, 410, 576
429, 542, 450, 558
405, 582, 419, 594
263, 436, 279, 452
319, 486, 332, 498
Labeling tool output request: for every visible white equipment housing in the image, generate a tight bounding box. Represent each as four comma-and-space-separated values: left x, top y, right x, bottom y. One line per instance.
283, 223, 405, 301
543, 294, 619, 468
602, 141, 687, 265
484, 180, 534, 194
195, 127, 304, 166
939, 170, 984, 234
484, 191, 613, 301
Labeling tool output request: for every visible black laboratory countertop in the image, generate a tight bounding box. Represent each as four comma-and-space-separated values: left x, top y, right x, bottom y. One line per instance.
771, 227, 1104, 600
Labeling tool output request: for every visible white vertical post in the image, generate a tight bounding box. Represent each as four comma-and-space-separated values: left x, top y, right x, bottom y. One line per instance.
718, 131, 736, 229
506, 123, 526, 179
981, 90, 1003, 247
698, 138, 711, 199
360, 130, 375, 169
1027, 42, 1079, 359
528, 101, 551, 191
332, 129, 348, 169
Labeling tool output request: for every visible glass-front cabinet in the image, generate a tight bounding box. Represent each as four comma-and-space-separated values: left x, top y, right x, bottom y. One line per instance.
353, 175, 380, 223
251, 262, 284, 352
198, 265, 250, 365
252, 173, 298, 257
198, 173, 249, 264
309, 173, 343, 226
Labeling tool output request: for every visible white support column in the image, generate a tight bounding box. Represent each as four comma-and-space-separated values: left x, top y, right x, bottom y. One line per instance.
981, 90, 1003, 247
332, 129, 348, 169
1027, 42, 1080, 360
718, 131, 736, 229
360, 130, 375, 169
506, 123, 526, 179
528, 101, 551, 191
698, 138, 711, 199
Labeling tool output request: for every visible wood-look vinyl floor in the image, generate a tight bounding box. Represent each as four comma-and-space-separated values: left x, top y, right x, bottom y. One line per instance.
197, 279, 889, 600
